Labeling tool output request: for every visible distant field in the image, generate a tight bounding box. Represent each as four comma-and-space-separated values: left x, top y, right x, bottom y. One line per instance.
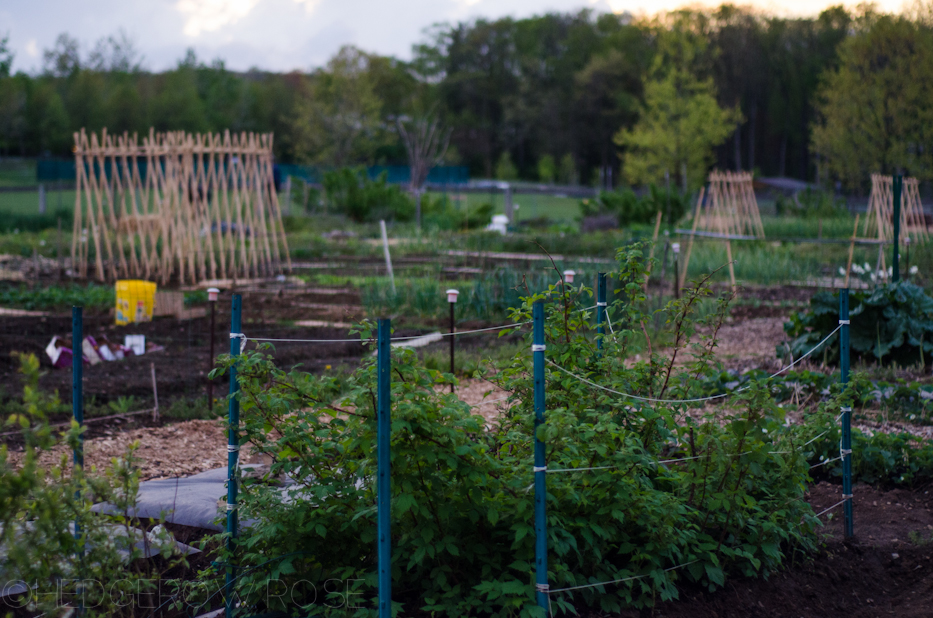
426, 190, 582, 222
0, 160, 36, 187
0, 188, 76, 216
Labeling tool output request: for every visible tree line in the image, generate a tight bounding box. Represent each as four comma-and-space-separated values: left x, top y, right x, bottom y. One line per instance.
0, 4, 931, 192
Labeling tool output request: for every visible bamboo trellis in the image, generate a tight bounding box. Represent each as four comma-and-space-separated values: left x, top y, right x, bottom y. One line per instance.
698, 171, 765, 239
863, 174, 929, 245
679, 171, 764, 290
72, 128, 291, 284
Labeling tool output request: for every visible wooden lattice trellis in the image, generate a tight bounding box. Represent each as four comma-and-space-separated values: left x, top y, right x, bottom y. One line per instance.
72, 128, 291, 284
863, 173, 929, 245
679, 171, 764, 290
698, 171, 765, 239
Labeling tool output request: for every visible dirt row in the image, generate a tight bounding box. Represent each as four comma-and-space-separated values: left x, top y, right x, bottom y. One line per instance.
615, 482, 933, 618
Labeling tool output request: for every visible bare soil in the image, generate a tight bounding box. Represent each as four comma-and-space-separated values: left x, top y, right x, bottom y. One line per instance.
612, 482, 933, 618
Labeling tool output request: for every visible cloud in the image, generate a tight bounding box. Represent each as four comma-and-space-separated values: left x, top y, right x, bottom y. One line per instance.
176, 0, 262, 37
25, 39, 39, 58
292, 0, 323, 13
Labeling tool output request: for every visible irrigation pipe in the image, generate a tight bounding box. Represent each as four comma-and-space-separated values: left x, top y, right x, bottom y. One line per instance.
546, 324, 842, 405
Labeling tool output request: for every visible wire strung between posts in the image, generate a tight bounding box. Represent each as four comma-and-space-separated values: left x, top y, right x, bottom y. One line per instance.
547, 560, 698, 593
813, 498, 849, 518
809, 455, 844, 469
240, 302, 599, 347
547, 324, 843, 405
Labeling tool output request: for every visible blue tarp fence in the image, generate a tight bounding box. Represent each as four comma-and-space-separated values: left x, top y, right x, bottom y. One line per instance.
37, 159, 469, 186
277, 164, 469, 186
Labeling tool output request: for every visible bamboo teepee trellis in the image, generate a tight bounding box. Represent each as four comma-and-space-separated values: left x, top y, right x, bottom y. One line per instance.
679, 171, 764, 290
72, 128, 291, 284
698, 171, 765, 239
863, 173, 929, 245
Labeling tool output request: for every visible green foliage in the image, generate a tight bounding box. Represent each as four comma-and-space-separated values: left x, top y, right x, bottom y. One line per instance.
291, 46, 391, 166
495, 151, 519, 181
775, 189, 848, 219
0, 282, 114, 310
537, 155, 556, 183
616, 18, 741, 191
779, 282, 933, 366
322, 167, 415, 222
582, 185, 688, 226
421, 194, 493, 231
0, 353, 184, 616
809, 423, 933, 487
812, 12, 933, 189
0, 208, 73, 233
558, 153, 577, 185
214, 243, 826, 616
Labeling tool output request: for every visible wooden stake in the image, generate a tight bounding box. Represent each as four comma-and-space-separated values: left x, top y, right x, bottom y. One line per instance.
151, 362, 159, 422
643, 210, 664, 292
680, 187, 704, 290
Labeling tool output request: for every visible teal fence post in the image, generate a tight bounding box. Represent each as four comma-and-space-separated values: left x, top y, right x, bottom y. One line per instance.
532, 301, 549, 611
596, 273, 607, 352
840, 289, 853, 538
893, 175, 902, 282
226, 294, 242, 618
377, 319, 392, 618
72, 306, 84, 615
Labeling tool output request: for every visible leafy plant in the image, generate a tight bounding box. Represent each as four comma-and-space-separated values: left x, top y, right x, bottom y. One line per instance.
422, 194, 493, 231
581, 184, 688, 227
212, 242, 828, 616
322, 167, 415, 222
0, 353, 186, 616
779, 282, 933, 366
0, 282, 114, 311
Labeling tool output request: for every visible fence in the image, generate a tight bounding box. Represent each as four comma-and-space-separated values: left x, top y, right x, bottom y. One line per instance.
65, 277, 856, 617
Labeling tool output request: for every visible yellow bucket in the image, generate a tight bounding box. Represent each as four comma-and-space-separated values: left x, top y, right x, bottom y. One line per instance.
115, 280, 157, 325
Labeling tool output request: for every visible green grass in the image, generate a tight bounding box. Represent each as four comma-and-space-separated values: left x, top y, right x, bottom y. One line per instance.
424, 190, 581, 223
0, 188, 76, 216
0, 160, 37, 187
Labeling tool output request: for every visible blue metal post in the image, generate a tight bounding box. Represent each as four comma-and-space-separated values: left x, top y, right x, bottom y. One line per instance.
377, 319, 392, 618
840, 289, 853, 538
225, 294, 242, 618
893, 175, 902, 282
596, 273, 607, 351
532, 301, 548, 611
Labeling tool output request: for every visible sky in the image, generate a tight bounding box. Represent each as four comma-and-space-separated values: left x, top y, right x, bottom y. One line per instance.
1, 0, 910, 74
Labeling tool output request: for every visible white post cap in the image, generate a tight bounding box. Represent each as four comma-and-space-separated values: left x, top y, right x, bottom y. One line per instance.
446, 289, 460, 303
672, 242, 681, 254
563, 270, 576, 283
207, 287, 220, 302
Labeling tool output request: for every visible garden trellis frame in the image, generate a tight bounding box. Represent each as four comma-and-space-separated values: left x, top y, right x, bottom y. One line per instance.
72, 128, 291, 285
680, 171, 764, 290
864, 173, 929, 247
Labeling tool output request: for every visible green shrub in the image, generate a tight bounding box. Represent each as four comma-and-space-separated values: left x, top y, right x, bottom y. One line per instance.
775, 189, 848, 219
213, 243, 825, 616
0, 208, 72, 233
582, 185, 688, 227
779, 282, 933, 366
0, 353, 185, 616
422, 194, 493, 231
322, 168, 415, 222
0, 282, 114, 311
